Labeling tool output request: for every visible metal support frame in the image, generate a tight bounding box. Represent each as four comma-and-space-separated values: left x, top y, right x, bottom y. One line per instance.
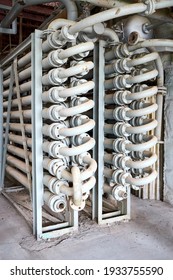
1, 65, 15, 189
0, 4, 17, 34
31, 30, 78, 240
93, 40, 130, 224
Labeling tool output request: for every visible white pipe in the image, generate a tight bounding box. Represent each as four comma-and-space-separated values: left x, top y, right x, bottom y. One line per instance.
7, 144, 32, 162
126, 170, 158, 186
3, 109, 31, 119
43, 190, 67, 213
59, 138, 95, 156
127, 86, 158, 101
59, 119, 95, 137
59, 99, 94, 118
3, 123, 32, 134
6, 154, 31, 174
3, 95, 31, 108
62, 156, 97, 182
4, 133, 32, 147
58, 42, 94, 60
6, 165, 30, 190
71, 166, 82, 207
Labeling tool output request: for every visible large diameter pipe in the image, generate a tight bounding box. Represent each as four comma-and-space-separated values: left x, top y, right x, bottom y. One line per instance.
68, 3, 147, 35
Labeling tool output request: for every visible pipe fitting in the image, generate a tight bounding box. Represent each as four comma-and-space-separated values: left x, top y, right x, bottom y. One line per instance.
113, 154, 131, 170
42, 122, 67, 140
42, 104, 67, 121
44, 191, 67, 213
61, 25, 78, 42
113, 122, 131, 137
42, 141, 68, 158
42, 68, 67, 85
42, 49, 68, 69
42, 86, 67, 103
112, 169, 130, 185
43, 175, 69, 195
112, 138, 132, 154
112, 185, 128, 201
43, 157, 67, 177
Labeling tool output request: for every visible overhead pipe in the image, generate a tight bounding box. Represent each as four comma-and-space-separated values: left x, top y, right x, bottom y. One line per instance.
1, 0, 78, 29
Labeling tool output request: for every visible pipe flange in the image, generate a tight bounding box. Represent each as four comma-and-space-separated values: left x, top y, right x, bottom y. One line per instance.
113, 75, 132, 89
142, 0, 156, 15
49, 49, 68, 67
114, 44, 130, 59
71, 133, 90, 146
70, 115, 89, 127
72, 152, 90, 166
43, 122, 67, 140
46, 31, 67, 49
48, 68, 67, 85
113, 138, 131, 154
49, 87, 67, 103
112, 185, 128, 201
51, 193, 67, 213
61, 25, 78, 42
113, 122, 131, 137
113, 90, 131, 105
116, 58, 132, 74
114, 107, 131, 121
55, 164, 68, 180
69, 198, 85, 211
42, 104, 67, 121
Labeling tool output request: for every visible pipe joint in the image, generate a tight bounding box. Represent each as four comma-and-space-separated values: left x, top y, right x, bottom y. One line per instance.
42, 86, 67, 103
42, 104, 67, 121
112, 185, 128, 201
113, 122, 131, 137
113, 138, 131, 154
61, 25, 78, 42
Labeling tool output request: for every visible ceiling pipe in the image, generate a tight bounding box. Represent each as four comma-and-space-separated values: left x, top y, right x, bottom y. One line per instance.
74, 0, 131, 8
0, 0, 78, 28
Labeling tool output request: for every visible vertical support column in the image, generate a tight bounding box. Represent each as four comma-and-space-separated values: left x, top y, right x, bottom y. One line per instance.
0, 68, 3, 189
31, 30, 44, 239
1, 66, 15, 190
93, 40, 105, 223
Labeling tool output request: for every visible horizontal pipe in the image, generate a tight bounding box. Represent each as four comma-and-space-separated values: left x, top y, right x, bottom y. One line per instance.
59, 119, 95, 137
3, 109, 31, 119
59, 138, 95, 156
59, 99, 94, 118
3, 123, 31, 134
4, 133, 32, 147
126, 136, 157, 152
3, 52, 31, 78
127, 86, 158, 101
3, 81, 31, 98
3, 95, 31, 108
7, 144, 32, 162
6, 165, 30, 190
3, 66, 31, 88
6, 154, 31, 174
126, 170, 158, 186
68, 3, 147, 35
58, 42, 94, 60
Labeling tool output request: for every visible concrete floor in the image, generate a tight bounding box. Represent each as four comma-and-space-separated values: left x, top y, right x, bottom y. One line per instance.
0, 193, 173, 260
